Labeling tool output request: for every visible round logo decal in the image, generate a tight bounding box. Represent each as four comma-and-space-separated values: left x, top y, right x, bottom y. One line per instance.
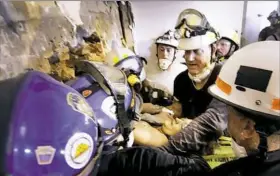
67, 92, 94, 118
64, 133, 94, 169
101, 96, 117, 121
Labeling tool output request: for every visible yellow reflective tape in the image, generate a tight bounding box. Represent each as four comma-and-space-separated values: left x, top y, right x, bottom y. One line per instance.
219, 136, 232, 141
203, 136, 237, 168
203, 155, 237, 169
122, 54, 129, 59
113, 56, 119, 64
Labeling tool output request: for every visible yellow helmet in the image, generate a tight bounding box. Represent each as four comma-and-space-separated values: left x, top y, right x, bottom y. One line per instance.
218, 28, 240, 50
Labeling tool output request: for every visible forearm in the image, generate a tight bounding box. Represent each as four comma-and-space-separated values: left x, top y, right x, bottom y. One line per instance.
159, 99, 228, 155
97, 146, 210, 176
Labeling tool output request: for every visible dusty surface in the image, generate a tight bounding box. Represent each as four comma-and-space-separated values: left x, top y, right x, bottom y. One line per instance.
0, 1, 124, 81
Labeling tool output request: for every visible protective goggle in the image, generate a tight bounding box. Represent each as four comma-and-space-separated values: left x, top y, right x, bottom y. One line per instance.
175, 9, 218, 39
175, 9, 210, 29
115, 55, 147, 76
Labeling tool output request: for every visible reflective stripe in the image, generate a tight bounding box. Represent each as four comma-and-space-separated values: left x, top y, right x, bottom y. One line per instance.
203, 136, 237, 169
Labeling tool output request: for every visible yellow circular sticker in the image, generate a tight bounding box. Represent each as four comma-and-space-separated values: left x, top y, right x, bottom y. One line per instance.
64, 132, 94, 169
113, 56, 120, 64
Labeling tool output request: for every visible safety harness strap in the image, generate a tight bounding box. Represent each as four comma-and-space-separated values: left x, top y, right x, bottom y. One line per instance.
116, 94, 132, 145
256, 130, 268, 160
75, 61, 132, 147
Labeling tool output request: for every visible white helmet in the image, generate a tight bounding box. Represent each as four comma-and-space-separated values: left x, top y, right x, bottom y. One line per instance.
209, 41, 280, 119
105, 47, 147, 81
218, 28, 240, 50
105, 43, 147, 92
105, 46, 135, 67
178, 31, 218, 50
175, 9, 219, 50
155, 30, 179, 48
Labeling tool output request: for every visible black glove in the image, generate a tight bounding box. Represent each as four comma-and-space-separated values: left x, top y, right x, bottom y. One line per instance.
141, 85, 174, 106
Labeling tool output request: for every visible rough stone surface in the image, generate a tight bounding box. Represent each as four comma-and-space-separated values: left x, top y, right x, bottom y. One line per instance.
0, 1, 124, 80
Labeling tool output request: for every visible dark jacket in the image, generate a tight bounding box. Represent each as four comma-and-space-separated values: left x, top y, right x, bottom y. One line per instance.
97, 146, 211, 176
207, 150, 280, 176
173, 64, 222, 118
259, 23, 280, 41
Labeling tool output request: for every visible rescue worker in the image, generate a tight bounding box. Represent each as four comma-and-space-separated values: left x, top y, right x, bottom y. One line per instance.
216, 28, 240, 63
106, 41, 177, 107
207, 41, 280, 175
0, 69, 210, 175
159, 8, 229, 158
104, 42, 175, 114
145, 30, 187, 95
155, 30, 179, 71
258, 10, 280, 41
104, 44, 192, 147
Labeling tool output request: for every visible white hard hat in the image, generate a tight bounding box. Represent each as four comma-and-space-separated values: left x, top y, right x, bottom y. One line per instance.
175, 8, 219, 50
209, 41, 280, 119
218, 28, 240, 49
155, 30, 179, 48
105, 47, 135, 66
178, 30, 218, 50
104, 45, 147, 81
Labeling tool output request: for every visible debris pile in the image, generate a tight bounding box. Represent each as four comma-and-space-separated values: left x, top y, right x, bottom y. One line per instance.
30, 32, 106, 82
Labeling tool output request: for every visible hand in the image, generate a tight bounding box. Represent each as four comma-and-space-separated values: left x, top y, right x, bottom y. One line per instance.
154, 111, 174, 121
166, 101, 182, 118
141, 103, 162, 114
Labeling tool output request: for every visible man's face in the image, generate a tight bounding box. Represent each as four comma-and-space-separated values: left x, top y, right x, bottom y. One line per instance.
183, 45, 211, 75
269, 17, 278, 25
227, 106, 259, 152
157, 44, 176, 61
217, 39, 231, 57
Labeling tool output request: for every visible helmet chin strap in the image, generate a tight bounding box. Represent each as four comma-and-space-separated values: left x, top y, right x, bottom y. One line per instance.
224, 43, 236, 59
188, 62, 215, 83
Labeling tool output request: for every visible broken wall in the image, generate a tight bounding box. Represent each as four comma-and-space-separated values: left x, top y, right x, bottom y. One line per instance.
0, 1, 129, 81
